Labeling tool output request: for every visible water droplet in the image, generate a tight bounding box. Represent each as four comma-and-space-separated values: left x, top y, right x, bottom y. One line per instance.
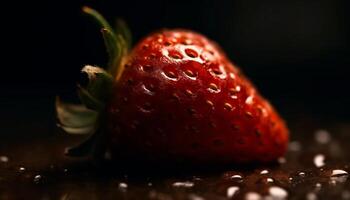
229, 73, 236, 79
119, 182, 128, 191
19, 167, 25, 172
269, 186, 288, 199
313, 154, 325, 168
260, 170, 269, 174
148, 182, 153, 186
245, 192, 261, 200
306, 192, 317, 200
299, 172, 306, 177
33, 175, 42, 184
172, 181, 194, 188
315, 183, 321, 188
0, 156, 8, 163
230, 95, 238, 99
185, 48, 198, 58
330, 169, 348, 184
289, 141, 302, 151
208, 83, 220, 93
315, 183, 322, 192
267, 178, 274, 183
161, 71, 178, 81
314, 129, 331, 144
245, 95, 254, 105
331, 169, 348, 176
227, 186, 239, 198
231, 175, 243, 182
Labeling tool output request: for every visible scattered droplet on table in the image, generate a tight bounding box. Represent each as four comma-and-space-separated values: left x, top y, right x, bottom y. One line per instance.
306, 192, 317, 200
289, 141, 302, 151
231, 174, 243, 182
0, 156, 9, 163
314, 129, 331, 144
269, 186, 288, 199
299, 172, 306, 177
118, 182, 128, 191
278, 157, 286, 164
330, 169, 348, 184
172, 181, 194, 188
245, 192, 261, 200
227, 186, 239, 198
267, 178, 274, 183
313, 154, 325, 168
331, 169, 348, 176
33, 175, 42, 184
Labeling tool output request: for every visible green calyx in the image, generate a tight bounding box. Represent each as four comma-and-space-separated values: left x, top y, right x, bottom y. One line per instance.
55, 7, 132, 157
82, 6, 131, 78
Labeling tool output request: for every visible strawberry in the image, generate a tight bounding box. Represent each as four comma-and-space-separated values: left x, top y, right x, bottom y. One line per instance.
56, 7, 288, 165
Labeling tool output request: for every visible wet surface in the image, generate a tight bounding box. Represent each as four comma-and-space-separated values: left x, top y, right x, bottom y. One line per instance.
0, 115, 350, 200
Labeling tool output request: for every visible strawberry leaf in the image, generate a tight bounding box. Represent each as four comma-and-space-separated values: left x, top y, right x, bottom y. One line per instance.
55, 97, 98, 135
81, 65, 113, 102
65, 120, 107, 157
115, 19, 132, 50
65, 127, 99, 156
78, 86, 104, 111
77, 65, 113, 111
101, 28, 119, 69
82, 6, 113, 35
82, 6, 130, 79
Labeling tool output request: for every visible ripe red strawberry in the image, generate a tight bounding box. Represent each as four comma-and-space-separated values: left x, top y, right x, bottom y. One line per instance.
56, 7, 288, 165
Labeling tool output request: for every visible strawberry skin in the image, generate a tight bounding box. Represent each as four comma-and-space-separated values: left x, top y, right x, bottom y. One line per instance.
107, 30, 288, 164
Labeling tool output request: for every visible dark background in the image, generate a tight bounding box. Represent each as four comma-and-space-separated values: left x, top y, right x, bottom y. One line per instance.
1, 0, 350, 137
